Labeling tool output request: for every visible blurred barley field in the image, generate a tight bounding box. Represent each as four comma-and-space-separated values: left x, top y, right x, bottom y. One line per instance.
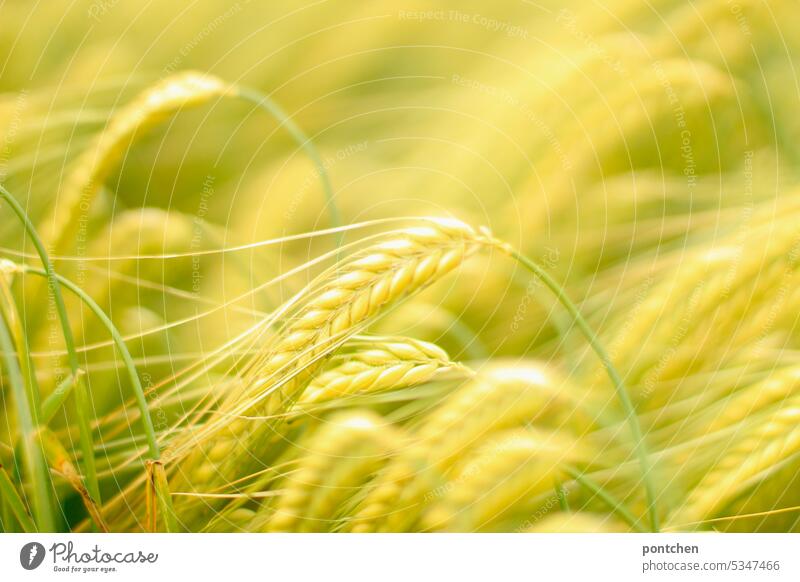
0, 0, 799, 533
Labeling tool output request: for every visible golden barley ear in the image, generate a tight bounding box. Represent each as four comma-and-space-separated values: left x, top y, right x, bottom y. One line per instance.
40, 72, 232, 254
165, 218, 483, 526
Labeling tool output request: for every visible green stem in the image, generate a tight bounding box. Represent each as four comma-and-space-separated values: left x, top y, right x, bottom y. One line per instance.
503, 245, 659, 532
24, 265, 176, 529
0, 184, 100, 505
236, 86, 342, 237
564, 467, 647, 533
23, 267, 161, 459
0, 313, 54, 530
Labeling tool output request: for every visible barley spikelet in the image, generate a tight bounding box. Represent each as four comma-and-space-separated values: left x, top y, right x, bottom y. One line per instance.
235, 217, 481, 416
646, 258, 798, 390
298, 336, 465, 406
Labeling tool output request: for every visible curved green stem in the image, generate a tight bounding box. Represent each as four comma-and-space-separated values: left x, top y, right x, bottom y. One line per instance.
236, 86, 342, 237
0, 183, 99, 507
23, 267, 160, 460
500, 244, 659, 532
24, 264, 175, 529
563, 467, 648, 533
